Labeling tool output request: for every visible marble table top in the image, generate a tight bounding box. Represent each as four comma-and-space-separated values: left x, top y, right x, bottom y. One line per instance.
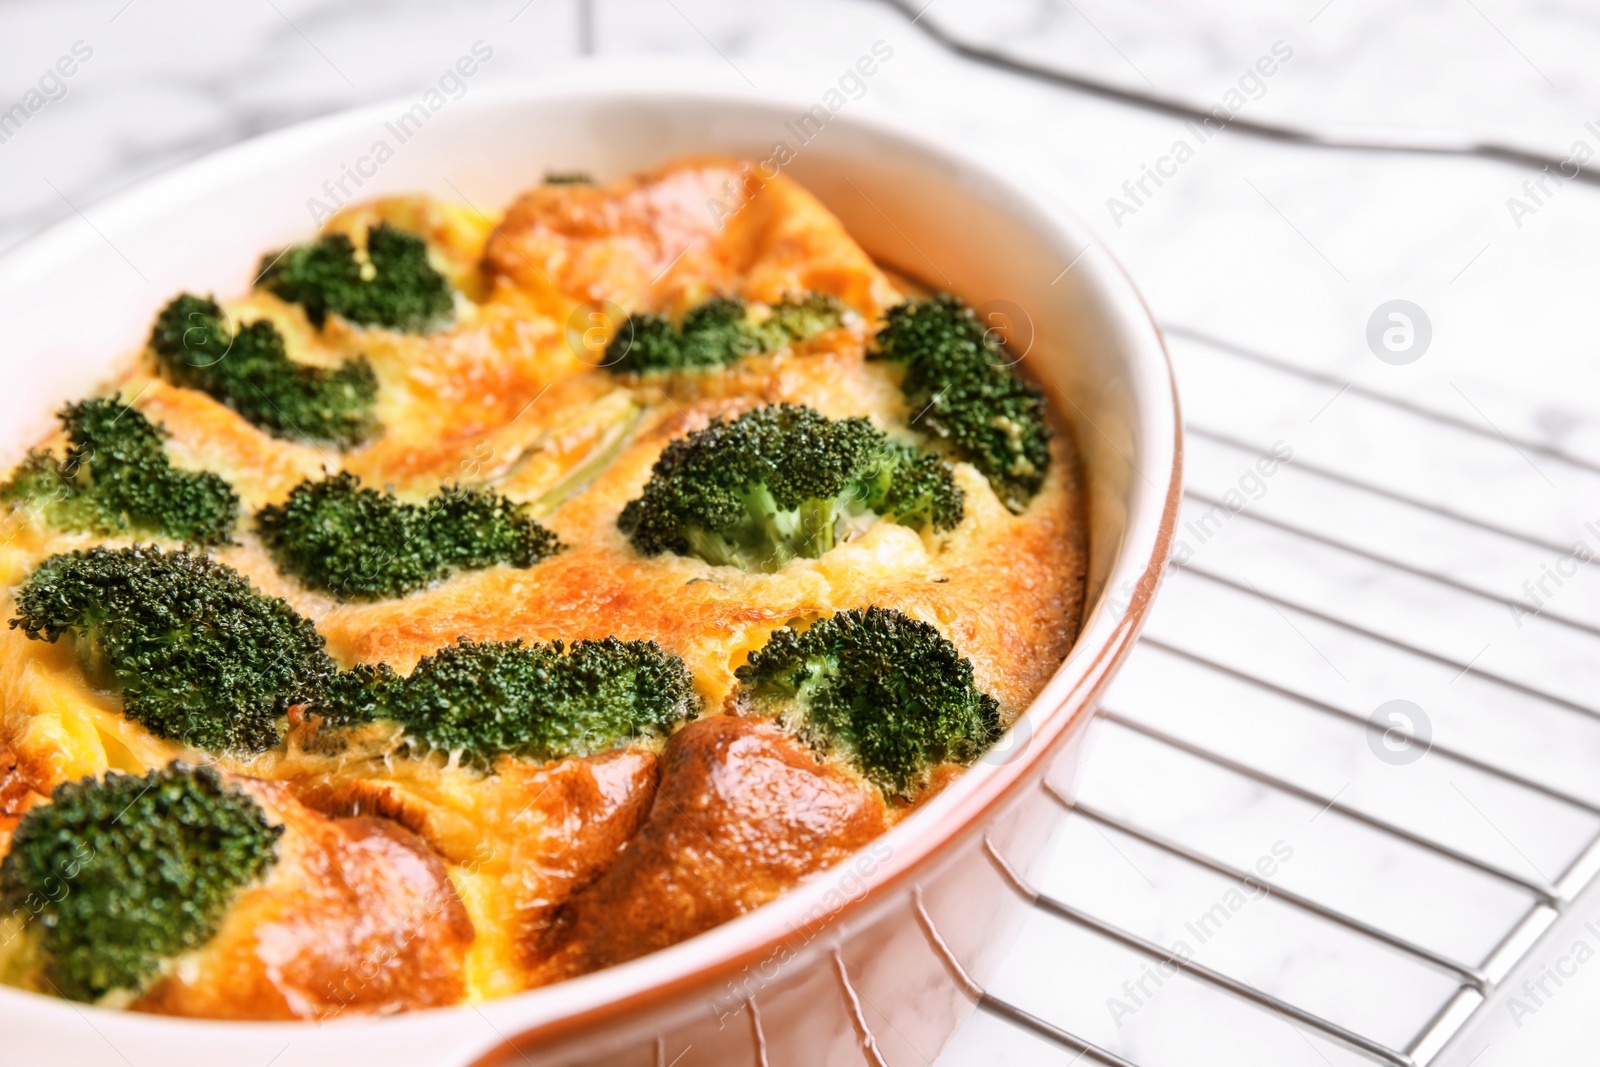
3, 2, 1597, 1064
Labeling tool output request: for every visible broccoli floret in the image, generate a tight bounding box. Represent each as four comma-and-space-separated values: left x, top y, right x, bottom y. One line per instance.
255, 472, 564, 600
735, 606, 1000, 798
320, 637, 699, 769
258, 222, 454, 333
763, 292, 848, 342
9, 545, 335, 753
0, 396, 237, 544
605, 293, 844, 373
149, 293, 379, 447
618, 404, 962, 572
317, 661, 401, 729
0, 763, 281, 1002
871, 295, 1053, 511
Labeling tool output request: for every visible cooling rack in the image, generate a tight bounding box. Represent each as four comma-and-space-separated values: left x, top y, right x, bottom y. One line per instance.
930, 326, 1600, 1067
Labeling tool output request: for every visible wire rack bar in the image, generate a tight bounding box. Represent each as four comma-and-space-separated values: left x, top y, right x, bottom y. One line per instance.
966, 816, 1546, 1067
982, 836, 1418, 1067
870, 0, 1600, 189
1135, 636, 1600, 817
1100, 710, 1561, 903
1183, 423, 1593, 563
977, 799, 1579, 1067
1550, 826, 1600, 899
1405, 989, 1486, 1063
1164, 324, 1600, 479
1050, 788, 1490, 989
913, 889, 1140, 1067
1477, 903, 1560, 986
971, 997, 1140, 1067
1181, 488, 1600, 640
1177, 563, 1600, 724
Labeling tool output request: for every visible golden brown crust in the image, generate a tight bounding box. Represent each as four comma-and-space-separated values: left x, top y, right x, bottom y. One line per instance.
286, 746, 660, 988
485, 157, 902, 317
528, 715, 889, 981
133, 783, 474, 1021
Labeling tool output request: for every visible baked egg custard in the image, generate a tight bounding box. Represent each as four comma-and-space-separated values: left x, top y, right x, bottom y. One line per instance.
0, 158, 1086, 1018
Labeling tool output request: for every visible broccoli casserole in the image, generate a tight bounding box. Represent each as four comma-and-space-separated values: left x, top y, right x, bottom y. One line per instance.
0, 158, 1086, 1018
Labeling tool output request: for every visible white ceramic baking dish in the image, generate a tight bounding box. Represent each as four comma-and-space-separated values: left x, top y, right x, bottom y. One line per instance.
0, 66, 1179, 1067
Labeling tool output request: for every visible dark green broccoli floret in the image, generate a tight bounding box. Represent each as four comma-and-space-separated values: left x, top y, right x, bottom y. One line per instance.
871, 295, 1053, 511
319, 637, 699, 769
736, 606, 1000, 798
0, 396, 237, 544
255, 472, 564, 600
606, 293, 845, 373
316, 661, 401, 729
149, 293, 379, 447
618, 404, 962, 572
9, 545, 335, 753
258, 222, 454, 333
0, 763, 281, 1002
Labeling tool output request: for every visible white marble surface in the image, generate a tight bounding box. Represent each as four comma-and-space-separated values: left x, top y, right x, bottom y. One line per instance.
3, 2, 1599, 1064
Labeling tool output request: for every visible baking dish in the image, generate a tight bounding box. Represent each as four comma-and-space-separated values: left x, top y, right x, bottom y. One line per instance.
0, 66, 1180, 1067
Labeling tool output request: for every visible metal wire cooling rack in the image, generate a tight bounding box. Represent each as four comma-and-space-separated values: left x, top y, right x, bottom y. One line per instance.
928, 326, 1600, 1067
